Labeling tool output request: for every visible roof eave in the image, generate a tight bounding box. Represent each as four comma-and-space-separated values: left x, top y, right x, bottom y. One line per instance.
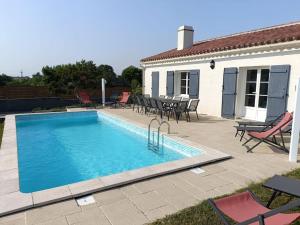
140, 40, 300, 66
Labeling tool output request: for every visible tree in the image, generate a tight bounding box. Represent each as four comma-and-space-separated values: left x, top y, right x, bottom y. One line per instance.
131, 79, 142, 95
0, 74, 13, 86
42, 60, 117, 94
30, 72, 45, 86
97, 65, 117, 87
121, 66, 142, 85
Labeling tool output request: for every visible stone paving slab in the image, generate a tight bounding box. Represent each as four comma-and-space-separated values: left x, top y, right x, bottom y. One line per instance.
100, 198, 149, 225
0, 111, 230, 216
0, 192, 33, 216
0, 108, 299, 225
66, 207, 110, 225
26, 200, 80, 225
0, 212, 26, 225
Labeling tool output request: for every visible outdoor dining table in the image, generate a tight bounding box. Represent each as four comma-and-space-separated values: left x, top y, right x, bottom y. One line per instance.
156, 98, 188, 103
263, 175, 300, 207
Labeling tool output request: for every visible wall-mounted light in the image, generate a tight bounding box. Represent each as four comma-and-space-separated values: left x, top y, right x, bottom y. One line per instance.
210, 60, 215, 70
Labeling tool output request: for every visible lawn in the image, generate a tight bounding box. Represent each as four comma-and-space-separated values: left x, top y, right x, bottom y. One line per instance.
0, 119, 3, 147
151, 168, 300, 225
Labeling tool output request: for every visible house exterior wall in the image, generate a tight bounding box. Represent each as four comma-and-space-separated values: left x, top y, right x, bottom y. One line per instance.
142, 50, 300, 118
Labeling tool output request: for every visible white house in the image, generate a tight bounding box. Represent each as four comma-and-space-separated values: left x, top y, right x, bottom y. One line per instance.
140, 22, 300, 122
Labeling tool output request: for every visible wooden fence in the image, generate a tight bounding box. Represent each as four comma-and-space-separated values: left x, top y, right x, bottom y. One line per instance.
0, 86, 130, 99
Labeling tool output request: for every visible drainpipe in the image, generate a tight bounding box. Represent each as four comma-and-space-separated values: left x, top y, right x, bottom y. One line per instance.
289, 77, 300, 162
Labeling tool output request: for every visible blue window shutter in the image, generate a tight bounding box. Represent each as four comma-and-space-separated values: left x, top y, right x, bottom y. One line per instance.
221, 67, 238, 118
166, 71, 174, 96
188, 70, 200, 99
266, 65, 290, 121
151, 72, 159, 97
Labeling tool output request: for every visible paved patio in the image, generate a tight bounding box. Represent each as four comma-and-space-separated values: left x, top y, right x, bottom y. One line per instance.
0, 108, 299, 225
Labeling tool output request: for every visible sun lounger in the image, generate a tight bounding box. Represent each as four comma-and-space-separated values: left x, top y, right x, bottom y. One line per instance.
235, 124, 292, 142
209, 190, 300, 225
242, 112, 293, 152
235, 112, 291, 141
116, 92, 131, 107
76, 91, 92, 104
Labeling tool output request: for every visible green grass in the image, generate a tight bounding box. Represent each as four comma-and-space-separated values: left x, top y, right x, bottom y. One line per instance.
0, 119, 4, 147
151, 168, 300, 225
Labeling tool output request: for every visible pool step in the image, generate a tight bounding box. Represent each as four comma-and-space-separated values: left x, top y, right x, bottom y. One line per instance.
147, 118, 170, 152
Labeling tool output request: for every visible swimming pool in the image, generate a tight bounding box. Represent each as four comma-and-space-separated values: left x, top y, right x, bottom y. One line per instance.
16, 111, 202, 193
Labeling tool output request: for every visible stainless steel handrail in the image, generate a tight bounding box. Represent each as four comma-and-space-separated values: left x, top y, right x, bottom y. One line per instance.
148, 117, 171, 152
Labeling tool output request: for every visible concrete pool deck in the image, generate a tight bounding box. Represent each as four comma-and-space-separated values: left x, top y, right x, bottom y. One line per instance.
0, 108, 299, 225
0, 111, 230, 217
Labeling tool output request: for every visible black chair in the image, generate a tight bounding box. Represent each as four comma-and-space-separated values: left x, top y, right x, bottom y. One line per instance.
131, 95, 137, 111
135, 95, 143, 113
173, 101, 189, 123
186, 99, 200, 121
156, 99, 166, 119
173, 96, 182, 101
181, 97, 190, 102
149, 98, 158, 114
142, 97, 150, 115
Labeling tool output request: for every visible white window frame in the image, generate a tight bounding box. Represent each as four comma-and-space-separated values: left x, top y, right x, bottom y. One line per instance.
244, 67, 270, 109
180, 71, 190, 95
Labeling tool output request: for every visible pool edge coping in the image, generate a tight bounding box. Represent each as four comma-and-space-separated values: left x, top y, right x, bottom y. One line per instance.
0, 110, 231, 217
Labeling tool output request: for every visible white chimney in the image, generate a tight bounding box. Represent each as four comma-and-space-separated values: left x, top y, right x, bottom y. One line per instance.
177, 25, 194, 50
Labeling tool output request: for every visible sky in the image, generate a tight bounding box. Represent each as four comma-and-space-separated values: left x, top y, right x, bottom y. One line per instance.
1, 0, 300, 76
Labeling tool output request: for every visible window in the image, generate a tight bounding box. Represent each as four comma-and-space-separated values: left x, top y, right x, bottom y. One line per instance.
245, 70, 257, 107
258, 69, 269, 108
180, 72, 190, 95
244, 68, 270, 108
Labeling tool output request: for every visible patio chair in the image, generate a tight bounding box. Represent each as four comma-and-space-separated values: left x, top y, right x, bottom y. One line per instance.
156, 99, 166, 119
76, 90, 93, 104
237, 112, 287, 128
234, 112, 291, 141
149, 98, 158, 114
242, 112, 293, 152
181, 97, 190, 102
186, 99, 199, 122
235, 124, 292, 142
173, 101, 189, 123
209, 190, 300, 225
131, 95, 137, 111
116, 92, 131, 107
142, 97, 150, 115
173, 96, 182, 101
135, 95, 143, 113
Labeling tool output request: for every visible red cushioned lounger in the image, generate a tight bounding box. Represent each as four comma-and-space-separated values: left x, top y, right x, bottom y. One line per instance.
209, 190, 300, 225
242, 112, 293, 153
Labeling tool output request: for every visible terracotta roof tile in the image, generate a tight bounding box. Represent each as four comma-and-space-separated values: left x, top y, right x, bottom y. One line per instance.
141, 22, 300, 62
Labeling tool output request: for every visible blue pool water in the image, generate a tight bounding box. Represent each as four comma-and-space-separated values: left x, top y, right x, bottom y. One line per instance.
16, 111, 202, 193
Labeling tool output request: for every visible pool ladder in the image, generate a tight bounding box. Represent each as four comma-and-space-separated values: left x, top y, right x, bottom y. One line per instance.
148, 118, 170, 152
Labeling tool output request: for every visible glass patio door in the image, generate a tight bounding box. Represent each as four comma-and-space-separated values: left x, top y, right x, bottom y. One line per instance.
244, 68, 270, 121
